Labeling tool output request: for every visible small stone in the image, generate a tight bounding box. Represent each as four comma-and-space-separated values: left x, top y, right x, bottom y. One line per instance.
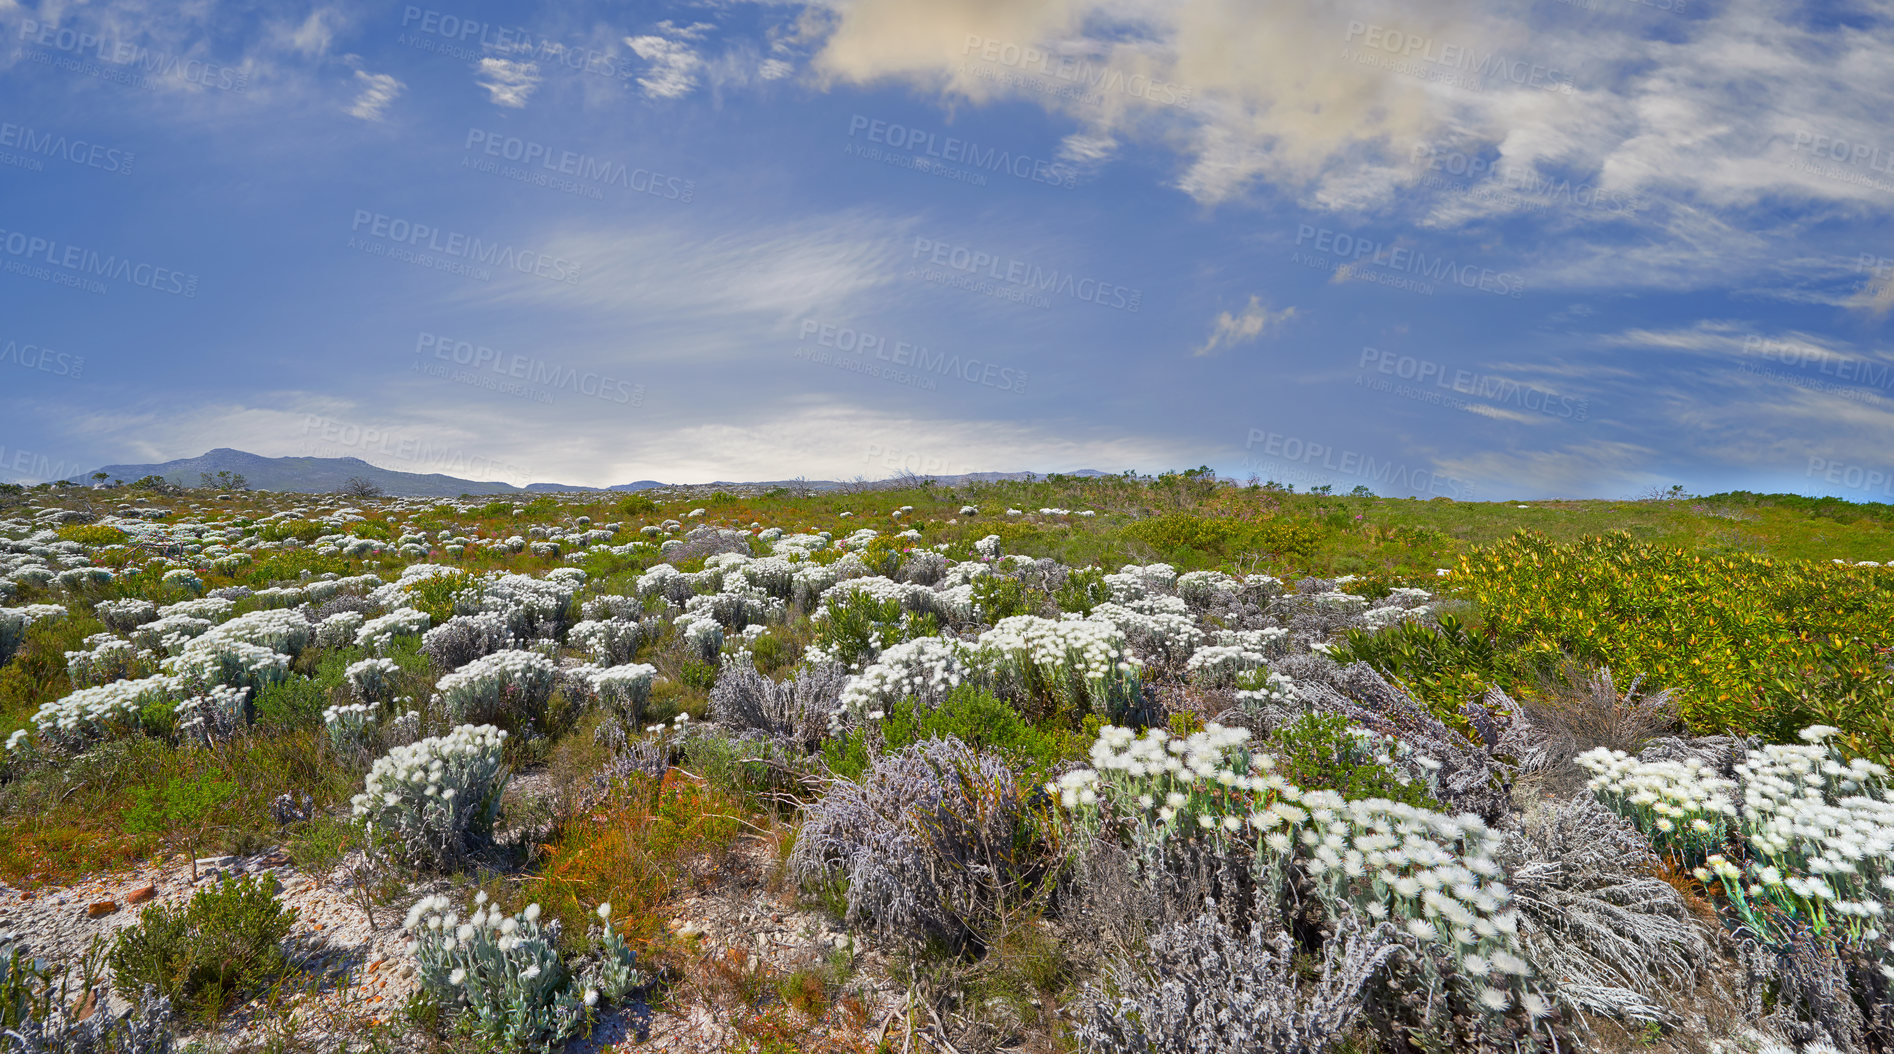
125, 884, 156, 905
85, 900, 118, 919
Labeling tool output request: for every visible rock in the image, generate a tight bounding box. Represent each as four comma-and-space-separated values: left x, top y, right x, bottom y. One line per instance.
125, 884, 156, 905
85, 900, 118, 919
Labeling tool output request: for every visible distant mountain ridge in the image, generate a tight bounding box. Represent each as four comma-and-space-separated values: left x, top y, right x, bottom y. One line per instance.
63, 448, 1106, 497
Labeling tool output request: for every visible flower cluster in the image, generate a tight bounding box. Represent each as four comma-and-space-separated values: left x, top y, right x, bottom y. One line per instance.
356, 608, 432, 655
1696, 727, 1894, 965
832, 636, 968, 730
174, 684, 251, 745
323, 701, 377, 755
403, 892, 637, 1051
587, 662, 657, 728
346, 656, 402, 704
974, 615, 1141, 718
433, 649, 557, 725
24, 674, 179, 752
1576, 747, 1736, 865
352, 724, 508, 868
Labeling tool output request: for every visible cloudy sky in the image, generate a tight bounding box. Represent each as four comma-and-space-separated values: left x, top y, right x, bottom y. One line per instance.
2, 0, 1892, 499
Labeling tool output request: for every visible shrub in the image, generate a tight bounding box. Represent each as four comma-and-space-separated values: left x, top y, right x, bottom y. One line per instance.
1265, 712, 1441, 810
1055, 566, 1111, 615
352, 725, 509, 870
587, 662, 658, 730
108, 874, 296, 1020
824, 684, 1083, 786
434, 649, 556, 726
791, 737, 1041, 949
809, 592, 935, 670
55, 523, 127, 547
1080, 914, 1396, 1054
403, 893, 643, 1052
973, 615, 1143, 721
1330, 613, 1502, 716
568, 618, 645, 665
709, 659, 845, 751
421, 612, 516, 672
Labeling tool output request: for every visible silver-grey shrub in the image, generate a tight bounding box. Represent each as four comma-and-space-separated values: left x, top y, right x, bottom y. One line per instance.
1496, 795, 1712, 1028
709, 659, 847, 752
352, 724, 508, 869
421, 612, 516, 672
1079, 914, 1397, 1054
790, 736, 1034, 947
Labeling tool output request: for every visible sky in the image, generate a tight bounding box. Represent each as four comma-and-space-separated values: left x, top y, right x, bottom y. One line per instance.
2, 0, 1893, 500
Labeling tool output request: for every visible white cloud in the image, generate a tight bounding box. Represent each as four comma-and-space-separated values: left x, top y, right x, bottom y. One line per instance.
1192, 295, 1296, 356
346, 70, 404, 121
628, 22, 716, 98
476, 58, 542, 108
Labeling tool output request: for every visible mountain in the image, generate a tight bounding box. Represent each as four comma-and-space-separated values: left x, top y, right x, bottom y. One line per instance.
67, 449, 587, 498
64, 449, 1111, 497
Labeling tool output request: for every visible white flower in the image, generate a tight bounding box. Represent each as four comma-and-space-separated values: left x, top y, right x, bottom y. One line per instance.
597, 902, 612, 920
449, 968, 466, 985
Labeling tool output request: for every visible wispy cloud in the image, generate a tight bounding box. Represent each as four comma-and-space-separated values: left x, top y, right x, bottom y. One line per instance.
475, 58, 541, 108
346, 69, 404, 121
1193, 295, 1295, 356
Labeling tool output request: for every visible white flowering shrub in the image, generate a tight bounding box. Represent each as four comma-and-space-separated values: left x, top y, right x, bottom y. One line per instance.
24, 675, 179, 753
1694, 727, 1894, 971
1087, 599, 1204, 663
403, 892, 640, 1050
587, 663, 657, 728
65, 636, 141, 687
1, 603, 67, 664
346, 657, 402, 704
1576, 747, 1737, 865
160, 568, 202, 594
162, 636, 290, 694
205, 609, 313, 657
94, 597, 158, 632
313, 610, 366, 650
323, 701, 376, 756
567, 618, 644, 665
421, 612, 516, 671
973, 615, 1142, 719
356, 608, 431, 655
174, 685, 251, 746
673, 612, 724, 663
433, 649, 557, 726
832, 637, 968, 731
353, 724, 509, 869
1184, 644, 1272, 688
1058, 724, 1546, 1023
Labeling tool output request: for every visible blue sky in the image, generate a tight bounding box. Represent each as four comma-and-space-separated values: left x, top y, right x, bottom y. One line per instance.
2, 0, 1893, 499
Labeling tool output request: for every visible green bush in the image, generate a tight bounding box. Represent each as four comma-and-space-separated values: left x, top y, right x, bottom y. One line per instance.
1054, 567, 1110, 615
1266, 713, 1440, 810
1330, 613, 1510, 716
813, 592, 939, 669
256, 519, 323, 543
678, 658, 719, 692
971, 575, 1036, 623
822, 685, 1083, 785
109, 874, 298, 1020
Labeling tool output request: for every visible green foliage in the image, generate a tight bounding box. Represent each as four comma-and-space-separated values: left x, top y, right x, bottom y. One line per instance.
55, 523, 128, 547
971, 575, 1036, 623
1125, 513, 1327, 565
1331, 613, 1506, 715
1457, 530, 1894, 755
822, 685, 1084, 785
678, 658, 719, 692
403, 570, 475, 625
256, 519, 323, 543
108, 874, 298, 1020
1266, 713, 1440, 810
1054, 567, 1111, 615
122, 773, 239, 837
617, 493, 659, 515
813, 592, 939, 669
